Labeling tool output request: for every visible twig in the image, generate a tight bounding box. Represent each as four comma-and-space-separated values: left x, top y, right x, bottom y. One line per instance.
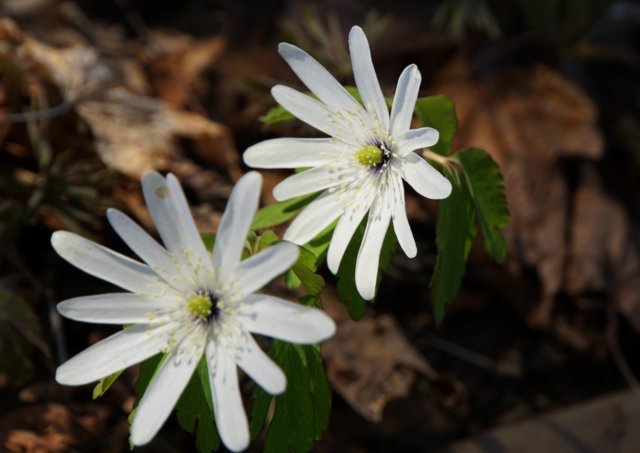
0, 98, 80, 124
0, 80, 106, 125
427, 334, 499, 374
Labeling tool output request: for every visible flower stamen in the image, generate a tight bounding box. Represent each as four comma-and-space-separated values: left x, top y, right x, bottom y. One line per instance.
356, 145, 383, 167
186, 289, 219, 321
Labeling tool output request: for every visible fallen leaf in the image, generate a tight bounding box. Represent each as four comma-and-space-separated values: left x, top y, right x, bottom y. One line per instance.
321, 287, 441, 422
431, 57, 623, 329
144, 31, 226, 108
447, 390, 640, 453
566, 171, 640, 332
0, 403, 113, 452
3, 19, 237, 180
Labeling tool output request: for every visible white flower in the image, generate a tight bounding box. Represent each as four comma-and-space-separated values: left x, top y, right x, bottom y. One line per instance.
243, 26, 452, 300
52, 171, 336, 452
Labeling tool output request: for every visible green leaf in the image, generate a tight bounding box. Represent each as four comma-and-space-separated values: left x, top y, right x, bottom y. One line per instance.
130, 354, 220, 453
414, 95, 458, 156
285, 247, 325, 295
250, 382, 273, 441
93, 369, 124, 399
251, 192, 319, 230
336, 222, 367, 319
259, 105, 296, 125
175, 358, 220, 453
288, 261, 325, 295
298, 294, 323, 309
252, 340, 331, 453
201, 233, 216, 252
455, 148, 509, 262
303, 220, 337, 266
132, 355, 163, 402
430, 167, 477, 323
256, 229, 279, 251
129, 353, 164, 448
336, 219, 398, 320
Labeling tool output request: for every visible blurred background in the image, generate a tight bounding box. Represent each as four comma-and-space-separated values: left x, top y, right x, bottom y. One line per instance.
1, 0, 640, 451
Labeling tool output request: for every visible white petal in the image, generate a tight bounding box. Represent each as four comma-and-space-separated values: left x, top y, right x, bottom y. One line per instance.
400, 152, 452, 199
213, 172, 261, 273
234, 332, 286, 394
57, 293, 176, 325
283, 191, 344, 245
355, 206, 392, 300
206, 338, 249, 452
391, 177, 417, 258
238, 294, 336, 343
243, 138, 343, 169
348, 26, 389, 132
142, 172, 212, 278
395, 127, 440, 156
107, 209, 186, 291
131, 327, 205, 446
55, 323, 174, 385
278, 43, 369, 122
271, 85, 362, 146
233, 242, 299, 296
389, 64, 421, 136
51, 231, 168, 295
327, 201, 369, 274
273, 166, 352, 201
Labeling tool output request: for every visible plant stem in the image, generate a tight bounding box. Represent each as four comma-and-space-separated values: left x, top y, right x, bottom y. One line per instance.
421, 149, 451, 167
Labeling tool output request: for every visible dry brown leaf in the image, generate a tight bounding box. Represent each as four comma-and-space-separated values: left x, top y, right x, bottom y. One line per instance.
0, 403, 112, 452
144, 31, 226, 108
75, 89, 235, 180
322, 288, 440, 422
432, 58, 614, 328
3, 19, 238, 180
447, 390, 640, 453
566, 172, 640, 331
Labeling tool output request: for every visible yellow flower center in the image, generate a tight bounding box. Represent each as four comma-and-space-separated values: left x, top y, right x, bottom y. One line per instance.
186, 294, 212, 319
356, 145, 383, 167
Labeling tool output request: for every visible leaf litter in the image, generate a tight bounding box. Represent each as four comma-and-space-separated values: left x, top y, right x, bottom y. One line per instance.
1, 3, 639, 452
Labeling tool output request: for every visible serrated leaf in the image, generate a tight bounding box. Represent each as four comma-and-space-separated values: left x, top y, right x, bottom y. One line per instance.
455, 148, 509, 262
336, 219, 398, 320
93, 369, 124, 399
414, 95, 458, 156
175, 358, 220, 453
251, 192, 319, 230
253, 340, 331, 453
430, 167, 477, 323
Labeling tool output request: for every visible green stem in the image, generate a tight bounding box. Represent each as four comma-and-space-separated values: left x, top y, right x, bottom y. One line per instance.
421, 149, 452, 167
